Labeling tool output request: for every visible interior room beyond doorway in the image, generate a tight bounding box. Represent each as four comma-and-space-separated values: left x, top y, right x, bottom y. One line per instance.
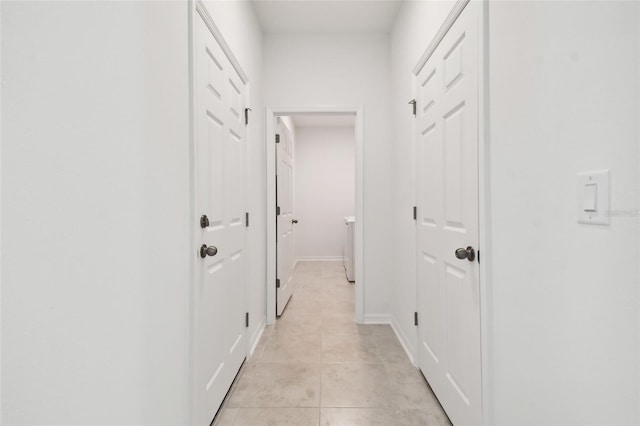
275, 113, 357, 316
266, 108, 364, 325
291, 114, 356, 262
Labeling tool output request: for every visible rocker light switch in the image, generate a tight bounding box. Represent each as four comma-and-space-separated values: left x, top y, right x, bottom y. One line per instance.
582, 184, 597, 212
577, 170, 609, 225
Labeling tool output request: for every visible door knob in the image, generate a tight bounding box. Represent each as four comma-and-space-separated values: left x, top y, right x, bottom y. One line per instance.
200, 244, 218, 258
292, 219, 299, 224
455, 246, 475, 262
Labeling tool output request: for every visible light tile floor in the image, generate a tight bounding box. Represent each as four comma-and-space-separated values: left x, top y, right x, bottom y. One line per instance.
214, 261, 452, 426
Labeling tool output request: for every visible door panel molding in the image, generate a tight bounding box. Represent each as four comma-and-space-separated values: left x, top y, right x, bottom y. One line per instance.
276, 118, 295, 315
195, 0, 248, 85
413, 0, 471, 76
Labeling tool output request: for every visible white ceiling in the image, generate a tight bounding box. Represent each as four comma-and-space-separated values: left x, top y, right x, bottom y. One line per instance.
252, 0, 403, 34
291, 113, 356, 128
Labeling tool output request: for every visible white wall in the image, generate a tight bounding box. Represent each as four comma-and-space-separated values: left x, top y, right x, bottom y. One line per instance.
389, 0, 456, 360
1, 1, 265, 424
264, 34, 393, 319
294, 126, 355, 260
202, 1, 266, 351
2, 2, 191, 424
391, 1, 640, 424
487, 2, 640, 424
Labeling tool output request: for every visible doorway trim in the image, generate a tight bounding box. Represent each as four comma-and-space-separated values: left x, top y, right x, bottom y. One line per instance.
265, 106, 364, 325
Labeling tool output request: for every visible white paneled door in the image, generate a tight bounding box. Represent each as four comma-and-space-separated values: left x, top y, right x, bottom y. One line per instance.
276, 120, 295, 316
193, 11, 247, 426
415, 3, 481, 426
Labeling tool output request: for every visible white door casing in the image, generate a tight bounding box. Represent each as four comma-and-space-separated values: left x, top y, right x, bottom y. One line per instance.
415, 2, 481, 426
276, 119, 295, 315
192, 9, 247, 426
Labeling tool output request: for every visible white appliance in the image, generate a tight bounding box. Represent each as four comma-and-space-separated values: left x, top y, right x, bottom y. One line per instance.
343, 216, 355, 282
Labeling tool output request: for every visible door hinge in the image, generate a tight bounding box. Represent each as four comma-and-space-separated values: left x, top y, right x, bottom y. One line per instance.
245, 312, 249, 328
245, 212, 250, 227
276, 278, 281, 288
477, 250, 480, 263
276, 206, 281, 216
244, 107, 251, 125
413, 206, 417, 221
275, 134, 280, 144
414, 312, 419, 326
409, 99, 417, 115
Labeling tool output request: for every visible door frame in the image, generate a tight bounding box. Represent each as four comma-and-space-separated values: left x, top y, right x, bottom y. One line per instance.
265, 106, 364, 324
411, 0, 491, 424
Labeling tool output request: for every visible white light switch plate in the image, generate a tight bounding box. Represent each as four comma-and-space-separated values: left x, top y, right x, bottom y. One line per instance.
577, 169, 610, 225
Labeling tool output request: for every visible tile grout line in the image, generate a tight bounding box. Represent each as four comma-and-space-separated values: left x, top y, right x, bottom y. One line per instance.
222, 262, 449, 425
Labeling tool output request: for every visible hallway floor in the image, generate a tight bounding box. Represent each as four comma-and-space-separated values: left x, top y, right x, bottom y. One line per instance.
215, 261, 451, 426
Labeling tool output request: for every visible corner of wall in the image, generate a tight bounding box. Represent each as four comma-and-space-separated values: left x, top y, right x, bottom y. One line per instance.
0, 0, 3, 419
387, 0, 457, 384
390, 314, 418, 367
360, 313, 417, 367
638, 3, 640, 420
248, 317, 266, 357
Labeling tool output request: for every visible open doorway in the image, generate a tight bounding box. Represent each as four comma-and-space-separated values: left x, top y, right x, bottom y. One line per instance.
266, 107, 364, 325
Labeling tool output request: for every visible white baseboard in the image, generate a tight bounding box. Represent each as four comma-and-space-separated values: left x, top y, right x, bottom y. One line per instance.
248, 318, 266, 357
391, 315, 418, 367
360, 313, 392, 324
296, 256, 343, 262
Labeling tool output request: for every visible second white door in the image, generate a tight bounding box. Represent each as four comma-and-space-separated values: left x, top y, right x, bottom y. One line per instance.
193, 10, 247, 426
276, 119, 295, 315
415, 3, 481, 426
